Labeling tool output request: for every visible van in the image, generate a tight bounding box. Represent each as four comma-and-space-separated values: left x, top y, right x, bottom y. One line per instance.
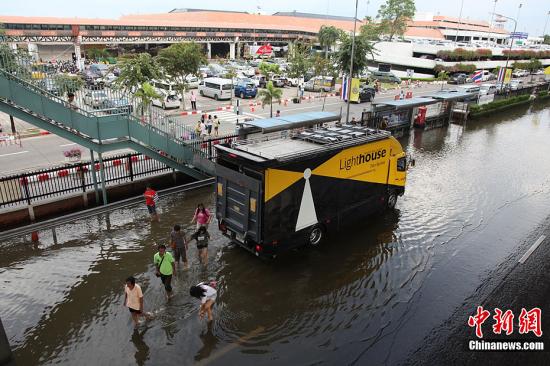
303, 76, 334, 92
370, 70, 401, 84
152, 80, 178, 95
214, 112, 407, 258
198, 77, 233, 100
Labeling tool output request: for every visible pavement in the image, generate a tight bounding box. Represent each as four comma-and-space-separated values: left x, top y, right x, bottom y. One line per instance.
405, 215, 550, 366
0, 82, 444, 175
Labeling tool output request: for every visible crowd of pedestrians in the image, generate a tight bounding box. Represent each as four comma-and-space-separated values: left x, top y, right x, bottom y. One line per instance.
122, 184, 218, 328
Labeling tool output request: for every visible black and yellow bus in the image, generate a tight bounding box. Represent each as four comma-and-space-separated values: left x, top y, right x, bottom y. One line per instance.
215, 112, 407, 258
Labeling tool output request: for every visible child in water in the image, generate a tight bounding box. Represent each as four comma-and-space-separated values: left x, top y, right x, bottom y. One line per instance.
189, 281, 217, 322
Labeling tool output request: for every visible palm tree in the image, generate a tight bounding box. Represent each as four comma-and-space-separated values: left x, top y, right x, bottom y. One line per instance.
318, 25, 341, 58
258, 81, 283, 118
134, 82, 161, 117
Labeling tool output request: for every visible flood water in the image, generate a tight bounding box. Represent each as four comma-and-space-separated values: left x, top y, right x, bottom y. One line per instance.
2, 103, 550, 366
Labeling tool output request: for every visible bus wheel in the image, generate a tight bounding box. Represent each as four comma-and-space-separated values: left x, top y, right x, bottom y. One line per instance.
308, 225, 324, 246
387, 192, 398, 209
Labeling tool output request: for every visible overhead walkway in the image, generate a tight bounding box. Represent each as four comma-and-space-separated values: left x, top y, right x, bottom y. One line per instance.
0, 51, 215, 180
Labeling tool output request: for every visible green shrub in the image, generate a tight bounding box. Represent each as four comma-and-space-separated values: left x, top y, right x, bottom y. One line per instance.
471, 95, 531, 115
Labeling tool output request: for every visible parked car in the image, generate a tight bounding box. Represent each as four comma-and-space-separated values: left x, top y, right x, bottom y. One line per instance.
152, 93, 180, 109
270, 75, 286, 87
38, 79, 62, 96
358, 85, 376, 103
512, 69, 529, 78
83, 90, 109, 108
186, 75, 200, 89
509, 79, 524, 90
234, 80, 258, 99
286, 77, 304, 87
198, 77, 233, 100
303, 76, 334, 92
448, 73, 468, 84
369, 70, 401, 84
102, 97, 133, 114
251, 75, 267, 88
479, 84, 497, 96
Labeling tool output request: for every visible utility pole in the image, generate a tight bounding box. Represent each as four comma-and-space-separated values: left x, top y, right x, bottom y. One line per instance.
345, 0, 359, 123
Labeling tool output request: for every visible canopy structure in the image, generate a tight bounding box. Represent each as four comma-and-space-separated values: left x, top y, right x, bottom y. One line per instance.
372, 97, 439, 110
243, 111, 340, 133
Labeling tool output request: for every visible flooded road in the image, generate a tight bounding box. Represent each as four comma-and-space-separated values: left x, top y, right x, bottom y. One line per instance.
2, 103, 550, 365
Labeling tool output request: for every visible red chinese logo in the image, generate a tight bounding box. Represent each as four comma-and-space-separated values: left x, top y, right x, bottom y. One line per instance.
519, 307, 542, 337
492, 308, 514, 335
468, 306, 491, 338
468, 306, 543, 338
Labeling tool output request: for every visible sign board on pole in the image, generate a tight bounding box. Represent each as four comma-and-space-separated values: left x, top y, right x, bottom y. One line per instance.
349, 78, 360, 103
504, 69, 512, 84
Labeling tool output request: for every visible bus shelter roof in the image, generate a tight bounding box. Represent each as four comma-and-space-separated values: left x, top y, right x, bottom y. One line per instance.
243, 111, 340, 133
372, 97, 438, 110
420, 90, 477, 101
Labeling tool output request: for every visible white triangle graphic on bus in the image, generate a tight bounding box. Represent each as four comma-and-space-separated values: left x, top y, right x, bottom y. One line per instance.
295, 168, 318, 231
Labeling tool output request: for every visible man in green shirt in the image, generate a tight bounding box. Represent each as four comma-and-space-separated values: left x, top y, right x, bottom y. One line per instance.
154, 244, 176, 299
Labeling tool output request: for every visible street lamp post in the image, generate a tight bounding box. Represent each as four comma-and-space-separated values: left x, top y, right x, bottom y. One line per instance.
492, 11, 518, 92
489, 0, 498, 45
345, 0, 359, 123
454, 0, 465, 42
543, 11, 550, 39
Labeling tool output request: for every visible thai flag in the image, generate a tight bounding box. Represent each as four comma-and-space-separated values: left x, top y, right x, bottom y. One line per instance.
471, 70, 483, 84
341, 75, 349, 101
497, 68, 505, 83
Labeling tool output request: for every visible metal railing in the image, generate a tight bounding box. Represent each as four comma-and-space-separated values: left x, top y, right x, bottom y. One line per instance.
0, 152, 170, 208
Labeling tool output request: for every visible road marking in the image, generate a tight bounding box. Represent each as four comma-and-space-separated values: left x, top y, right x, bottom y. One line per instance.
242, 112, 265, 119
60, 143, 77, 147
519, 235, 546, 264
196, 326, 265, 365
0, 151, 29, 158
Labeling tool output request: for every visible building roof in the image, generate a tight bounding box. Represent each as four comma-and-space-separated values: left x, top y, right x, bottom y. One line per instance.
407, 19, 508, 35
433, 15, 489, 27
404, 27, 444, 39
272, 11, 359, 22
169, 8, 248, 14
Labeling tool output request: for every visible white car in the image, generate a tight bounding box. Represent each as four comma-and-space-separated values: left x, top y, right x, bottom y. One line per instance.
152, 92, 180, 109
186, 75, 200, 89
83, 91, 109, 108
509, 80, 524, 90
479, 84, 497, 96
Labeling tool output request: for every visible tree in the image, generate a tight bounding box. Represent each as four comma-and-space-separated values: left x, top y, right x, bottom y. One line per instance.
287, 42, 312, 79
544, 35, 550, 45
86, 48, 110, 62
258, 81, 283, 118
377, 0, 416, 41
134, 82, 161, 117
53, 74, 84, 95
259, 62, 280, 78
337, 32, 376, 77
318, 25, 341, 58
157, 42, 206, 110
113, 53, 163, 93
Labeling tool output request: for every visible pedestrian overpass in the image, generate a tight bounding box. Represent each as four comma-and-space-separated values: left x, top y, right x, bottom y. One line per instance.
0, 50, 216, 189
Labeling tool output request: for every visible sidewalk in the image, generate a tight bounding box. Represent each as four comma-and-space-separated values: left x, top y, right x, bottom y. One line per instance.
0, 112, 51, 138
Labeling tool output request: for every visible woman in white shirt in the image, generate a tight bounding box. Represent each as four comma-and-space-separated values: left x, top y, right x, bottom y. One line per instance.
189, 281, 217, 322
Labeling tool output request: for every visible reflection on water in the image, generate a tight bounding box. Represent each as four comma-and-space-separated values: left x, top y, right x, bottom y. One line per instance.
2, 105, 550, 365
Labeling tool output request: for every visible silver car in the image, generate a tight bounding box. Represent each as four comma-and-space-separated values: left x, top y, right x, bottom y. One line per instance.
83, 91, 109, 108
